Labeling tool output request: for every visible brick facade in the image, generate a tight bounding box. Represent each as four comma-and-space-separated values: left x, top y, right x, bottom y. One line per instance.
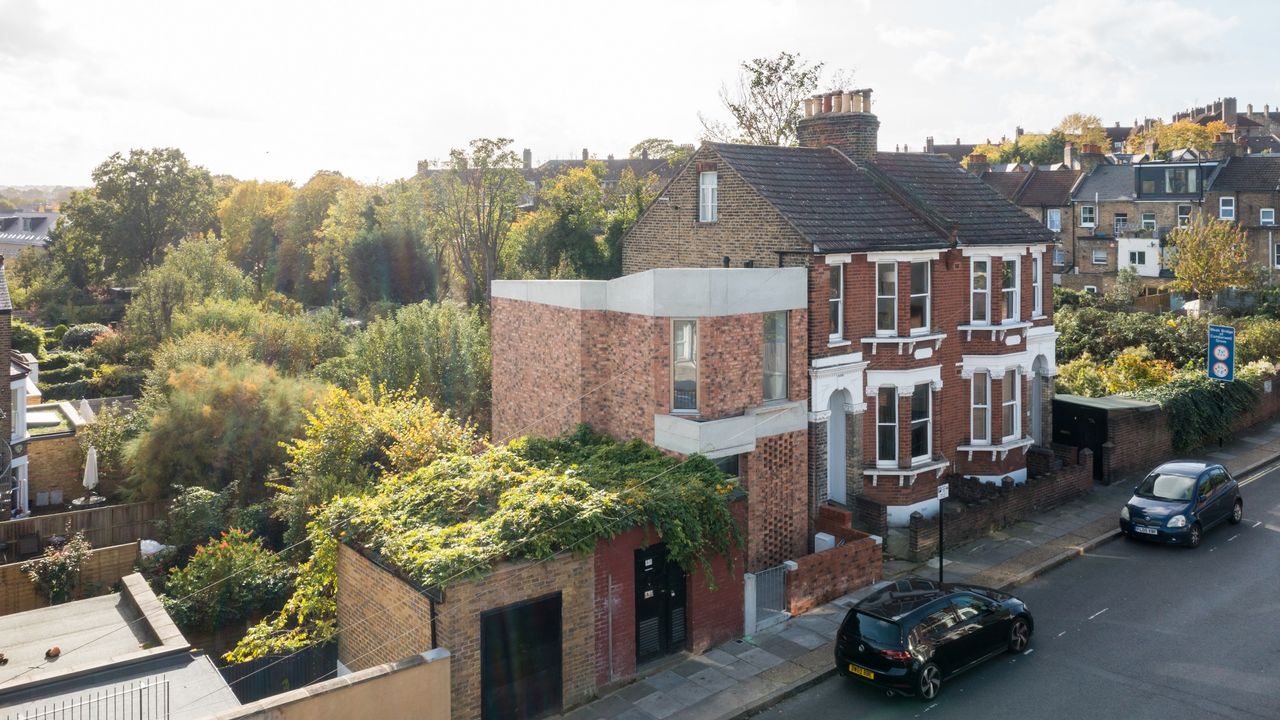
336, 542, 436, 674
786, 517, 881, 616
26, 433, 89, 505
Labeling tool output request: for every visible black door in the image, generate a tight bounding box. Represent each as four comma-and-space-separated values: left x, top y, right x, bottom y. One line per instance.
481, 593, 562, 720
635, 544, 688, 664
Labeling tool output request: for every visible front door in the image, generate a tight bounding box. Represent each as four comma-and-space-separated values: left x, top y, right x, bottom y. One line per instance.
635, 544, 687, 664
481, 593, 563, 720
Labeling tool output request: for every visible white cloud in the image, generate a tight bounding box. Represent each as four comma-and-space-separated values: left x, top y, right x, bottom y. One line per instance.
875, 22, 952, 49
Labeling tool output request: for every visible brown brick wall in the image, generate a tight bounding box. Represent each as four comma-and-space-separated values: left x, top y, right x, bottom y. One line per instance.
742, 430, 808, 570
336, 542, 435, 674
786, 525, 881, 616
26, 434, 90, 506
491, 298, 590, 442
622, 146, 807, 275
0, 541, 139, 616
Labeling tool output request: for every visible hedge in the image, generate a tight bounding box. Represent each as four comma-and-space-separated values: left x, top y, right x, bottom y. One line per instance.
1128, 376, 1258, 451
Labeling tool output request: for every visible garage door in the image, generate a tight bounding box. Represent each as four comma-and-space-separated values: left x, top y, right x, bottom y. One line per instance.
480, 593, 563, 720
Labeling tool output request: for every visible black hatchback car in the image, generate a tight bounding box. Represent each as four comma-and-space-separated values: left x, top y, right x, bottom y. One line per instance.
835, 578, 1033, 701
1119, 461, 1243, 548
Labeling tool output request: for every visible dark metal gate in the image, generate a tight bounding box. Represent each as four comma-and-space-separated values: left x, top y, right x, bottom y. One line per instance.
480, 593, 563, 720
635, 544, 687, 664
218, 642, 338, 703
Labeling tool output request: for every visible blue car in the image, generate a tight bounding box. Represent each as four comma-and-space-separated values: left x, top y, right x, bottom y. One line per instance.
1119, 461, 1243, 548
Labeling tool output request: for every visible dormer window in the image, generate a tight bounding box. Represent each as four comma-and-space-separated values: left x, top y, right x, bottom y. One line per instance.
698, 171, 718, 223
21, 217, 33, 232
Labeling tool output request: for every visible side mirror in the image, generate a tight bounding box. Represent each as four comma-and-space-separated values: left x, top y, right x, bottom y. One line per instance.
1133, 485, 1139, 494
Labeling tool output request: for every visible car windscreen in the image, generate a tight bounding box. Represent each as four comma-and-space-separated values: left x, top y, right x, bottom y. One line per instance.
1136, 473, 1195, 501
854, 612, 902, 646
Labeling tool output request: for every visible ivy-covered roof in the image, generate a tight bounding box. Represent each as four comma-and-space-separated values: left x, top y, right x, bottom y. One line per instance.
323, 426, 741, 590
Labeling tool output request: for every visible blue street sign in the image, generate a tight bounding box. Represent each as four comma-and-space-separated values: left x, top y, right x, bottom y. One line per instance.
1208, 324, 1235, 382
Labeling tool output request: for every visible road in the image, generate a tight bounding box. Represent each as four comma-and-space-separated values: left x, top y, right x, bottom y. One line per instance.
752, 460, 1280, 720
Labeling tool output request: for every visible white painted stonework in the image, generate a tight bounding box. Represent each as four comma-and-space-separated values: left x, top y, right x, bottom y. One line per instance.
809, 353, 869, 419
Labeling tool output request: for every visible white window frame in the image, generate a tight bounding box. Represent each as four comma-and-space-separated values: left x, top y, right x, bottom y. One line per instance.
762, 311, 788, 402
698, 171, 718, 223
1046, 208, 1062, 232
1141, 212, 1156, 231
1220, 196, 1235, 221
876, 387, 898, 468
1262, 208, 1275, 226
1177, 204, 1192, 227
971, 371, 990, 446
1113, 213, 1128, 236
909, 260, 930, 335
910, 383, 932, 463
1273, 239, 1280, 269
1053, 248, 1065, 266
1092, 249, 1107, 265
970, 257, 990, 325
1031, 254, 1043, 317
875, 262, 897, 336
1129, 250, 1147, 266
10, 380, 27, 443
828, 263, 845, 342
1002, 368, 1021, 442
1001, 257, 1020, 323
1080, 205, 1096, 227
671, 319, 698, 413
1084, 285, 1098, 294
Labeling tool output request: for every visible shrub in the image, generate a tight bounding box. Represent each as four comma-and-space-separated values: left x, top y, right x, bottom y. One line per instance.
162, 529, 294, 634
1056, 307, 1209, 368
51, 323, 69, 342
1129, 375, 1258, 451
146, 330, 255, 395
62, 323, 111, 350
22, 532, 93, 605
1056, 353, 1109, 398
38, 351, 85, 371
172, 299, 348, 375
41, 379, 92, 401
159, 486, 229, 555
1236, 318, 1280, 364
91, 363, 146, 398
1053, 286, 1097, 310
11, 319, 45, 356
78, 401, 145, 486
39, 363, 93, 384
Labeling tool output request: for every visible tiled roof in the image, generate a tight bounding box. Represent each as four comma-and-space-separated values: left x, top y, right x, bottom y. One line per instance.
1018, 168, 1082, 207
1209, 156, 1280, 192
980, 169, 1029, 201
927, 143, 976, 162
1242, 135, 1280, 155
1105, 126, 1133, 142
1074, 164, 1136, 202
711, 143, 948, 252
870, 151, 1056, 246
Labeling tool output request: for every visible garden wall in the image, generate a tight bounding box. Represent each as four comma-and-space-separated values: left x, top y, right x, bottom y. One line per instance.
907, 450, 1093, 561
786, 513, 881, 616
0, 541, 139, 615
0, 501, 163, 549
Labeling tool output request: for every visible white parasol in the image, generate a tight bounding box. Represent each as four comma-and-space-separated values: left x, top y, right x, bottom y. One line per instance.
83, 446, 99, 493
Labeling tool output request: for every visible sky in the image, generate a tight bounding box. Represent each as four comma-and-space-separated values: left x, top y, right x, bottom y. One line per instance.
3, 0, 1278, 187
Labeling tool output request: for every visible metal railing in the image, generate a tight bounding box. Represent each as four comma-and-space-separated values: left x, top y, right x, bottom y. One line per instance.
4, 678, 170, 720
744, 562, 794, 635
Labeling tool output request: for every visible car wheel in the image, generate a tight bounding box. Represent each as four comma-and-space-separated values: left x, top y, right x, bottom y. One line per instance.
1229, 498, 1243, 525
916, 663, 942, 702
1187, 522, 1202, 549
1008, 617, 1031, 653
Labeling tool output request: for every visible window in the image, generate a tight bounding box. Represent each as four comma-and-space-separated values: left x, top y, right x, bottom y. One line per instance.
672, 320, 698, 411
971, 259, 990, 324
1274, 242, 1280, 269
1001, 258, 1019, 322
698, 171, 718, 222
1141, 212, 1156, 231
971, 371, 990, 444
21, 217, 33, 232
1002, 369, 1020, 441
910, 384, 932, 462
1262, 208, 1275, 226
1177, 204, 1192, 227
909, 261, 930, 333
950, 595, 991, 622
1084, 285, 1098, 294
1113, 213, 1128, 236
912, 607, 959, 645
828, 264, 844, 340
1092, 249, 1107, 265
1053, 248, 1065, 266
1031, 255, 1043, 316
714, 454, 740, 477
1164, 167, 1197, 194
1129, 251, 1147, 265
876, 262, 897, 335
1080, 205, 1096, 227
877, 387, 897, 466
762, 311, 788, 402
1046, 208, 1061, 232
1220, 196, 1235, 221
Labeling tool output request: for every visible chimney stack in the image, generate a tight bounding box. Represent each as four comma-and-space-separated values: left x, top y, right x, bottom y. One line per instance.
796, 88, 879, 161
522, 148, 532, 171
965, 153, 988, 175
1078, 144, 1105, 173
582, 148, 589, 161
1223, 97, 1238, 128
1212, 132, 1241, 159
925, 136, 934, 153
1063, 141, 1076, 169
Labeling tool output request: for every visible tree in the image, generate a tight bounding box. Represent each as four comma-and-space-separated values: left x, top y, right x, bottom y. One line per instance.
512, 164, 608, 279
602, 167, 661, 278
629, 138, 693, 166
431, 138, 525, 305
171, 298, 347, 374
1165, 216, 1255, 311
1127, 119, 1229, 156
277, 171, 357, 305
162, 529, 293, 634
22, 532, 93, 605
122, 237, 252, 344
48, 148, 217, 284
218, 180, 294, 292
1054, 113, 1109, 149
126, 361, 322, 504
699, 51, 832, 146
1103, 266, 1144, 309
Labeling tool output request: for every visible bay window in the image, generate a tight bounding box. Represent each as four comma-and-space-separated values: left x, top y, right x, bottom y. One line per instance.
1001, 257, 1019, 322
1002, 369, 1020, 441
876, 262, 897, 335
877, 387, 897, 466
828, 264, 844, 341
909, 260, 930, 333
971, 258, 990, 324
910, 384, 932, 462
971, 371, 990, 444
1032, 254, 1043, 316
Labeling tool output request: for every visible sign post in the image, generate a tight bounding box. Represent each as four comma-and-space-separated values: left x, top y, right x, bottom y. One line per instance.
937, 483, 949, 585
1208, 324, 1236, 382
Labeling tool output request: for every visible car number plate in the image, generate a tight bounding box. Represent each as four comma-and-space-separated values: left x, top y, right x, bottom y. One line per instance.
1135, 526, 1158, 535
849, 664, 874, 679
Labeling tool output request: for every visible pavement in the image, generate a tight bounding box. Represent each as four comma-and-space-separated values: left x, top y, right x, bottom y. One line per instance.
555, 419, 1280, 720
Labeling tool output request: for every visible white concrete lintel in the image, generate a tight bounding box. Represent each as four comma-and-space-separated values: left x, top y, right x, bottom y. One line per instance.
865, 365, 943, 394
653, 400, 806, 459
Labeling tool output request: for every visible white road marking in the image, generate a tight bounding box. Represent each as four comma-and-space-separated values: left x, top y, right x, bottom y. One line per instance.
1253, 521, 1263, 528
1023, 648, 1034, 655
1209, 547, 1216, 552
1088, 608, 1108, 620
1228, 534, 1239, 542
1056, 631, 1066, 637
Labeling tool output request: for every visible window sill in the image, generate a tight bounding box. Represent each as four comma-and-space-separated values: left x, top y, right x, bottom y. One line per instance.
859, 332, 946, 355
827, 338, 852, 348
864, 459, 950, 487
957, 321, 1031, 341
956, 437, 1034, 461
670, 409, 699, 417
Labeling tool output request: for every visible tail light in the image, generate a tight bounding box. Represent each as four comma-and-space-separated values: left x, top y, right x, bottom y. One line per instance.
881, 648, 912, 662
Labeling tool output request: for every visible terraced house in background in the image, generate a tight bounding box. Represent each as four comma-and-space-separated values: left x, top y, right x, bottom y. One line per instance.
571, 88, 1060, 554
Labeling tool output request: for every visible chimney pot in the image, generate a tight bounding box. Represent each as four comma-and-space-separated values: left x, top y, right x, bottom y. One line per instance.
582, 148, 589, 161
955, 137, 960, 145
522, 148, 532, 171
795, 87, 879, 160
832, 93, 843, 113
842, 92, 854, 112
822, 94, 832, 113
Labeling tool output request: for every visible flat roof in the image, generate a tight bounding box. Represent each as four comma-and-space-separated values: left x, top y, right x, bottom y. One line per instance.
0, 594, 154, 687
1054, 394, 1159, 411
0, 652, 240, 719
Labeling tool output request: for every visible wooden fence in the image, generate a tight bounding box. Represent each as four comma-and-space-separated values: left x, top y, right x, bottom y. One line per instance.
0, 500, 164, 550
0, 541, 140, 615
